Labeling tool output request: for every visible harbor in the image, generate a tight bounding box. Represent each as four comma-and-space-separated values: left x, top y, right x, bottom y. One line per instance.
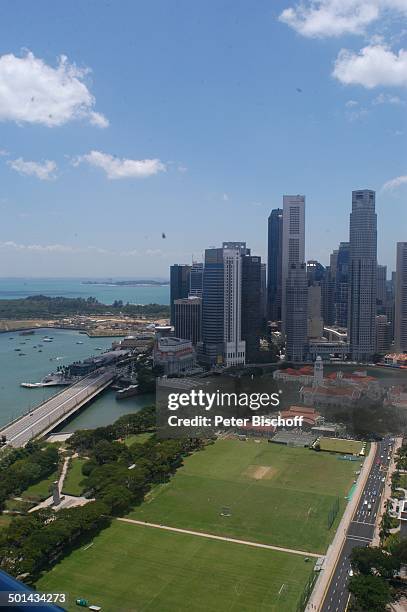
0, 328, 151, 431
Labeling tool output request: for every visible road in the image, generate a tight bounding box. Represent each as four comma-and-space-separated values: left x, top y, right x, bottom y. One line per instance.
321, 437, 393, 612
0, 369, 114, 447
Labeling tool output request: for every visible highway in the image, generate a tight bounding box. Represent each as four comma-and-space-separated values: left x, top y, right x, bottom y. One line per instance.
321, 437, 393, 612
0, 369, 115, 448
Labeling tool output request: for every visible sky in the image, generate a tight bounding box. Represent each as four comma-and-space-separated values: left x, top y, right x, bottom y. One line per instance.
0, 0, 406, 278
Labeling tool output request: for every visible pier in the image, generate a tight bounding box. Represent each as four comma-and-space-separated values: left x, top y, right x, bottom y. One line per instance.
0, 369, 116, 448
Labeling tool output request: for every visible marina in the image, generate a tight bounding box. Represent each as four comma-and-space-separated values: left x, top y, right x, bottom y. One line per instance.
0, 328, 151, 430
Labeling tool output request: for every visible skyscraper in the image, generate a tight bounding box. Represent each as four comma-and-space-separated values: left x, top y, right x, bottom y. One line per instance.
170, 264, 191, 324
241, 254, 262, 362
267, 208, 283, 322
285, 262, 308, 362
348, 190, 377, 361
222, 242, 247, 367
376, 264, 387, 314
174, 296, 202, 345
199, 248, 224, 366
395, 242, 407, 352
189, 262, 204, 297
282, 196, 305, 332
335, 242, 350, 328
199, 242, 248, 367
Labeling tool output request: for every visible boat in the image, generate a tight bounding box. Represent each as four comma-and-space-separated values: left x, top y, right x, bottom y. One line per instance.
19, 353, 26, 356
19, 330, 35, 336
116, 384, 139, 399
43, 338, 53, 343
76, 341, 84, 345
95, 347, 103, 350
14, 348, 21, 351
21, 373, 72, 388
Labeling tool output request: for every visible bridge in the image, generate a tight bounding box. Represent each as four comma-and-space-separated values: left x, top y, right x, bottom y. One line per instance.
0, 369, 116, 448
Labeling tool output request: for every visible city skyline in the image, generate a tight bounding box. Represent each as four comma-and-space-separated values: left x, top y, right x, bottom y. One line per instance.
0, 1, 406, 276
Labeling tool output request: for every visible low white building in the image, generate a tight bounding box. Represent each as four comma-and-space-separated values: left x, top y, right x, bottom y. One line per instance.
153, 337, 197, 376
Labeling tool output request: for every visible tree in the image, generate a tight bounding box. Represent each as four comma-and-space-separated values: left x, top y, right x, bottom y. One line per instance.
348, 575, 393, 612
350, 546, 400, 579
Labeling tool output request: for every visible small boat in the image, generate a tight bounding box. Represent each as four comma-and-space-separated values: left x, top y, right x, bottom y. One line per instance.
19, 330, 35, 336
38, 350, 42, 352
95, 347, 103, 350
76, 341, 84, 345
14, 348, 21, 351
19, 353, 26, 357
43, 338, 53, 343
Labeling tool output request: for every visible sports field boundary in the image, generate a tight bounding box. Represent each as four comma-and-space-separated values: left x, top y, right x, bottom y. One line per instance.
118, 517, 322, 558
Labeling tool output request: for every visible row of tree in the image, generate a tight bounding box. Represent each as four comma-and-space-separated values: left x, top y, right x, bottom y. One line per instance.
0, 295, 170, 319
0, 406, 207, 583
0, 442, 59, 511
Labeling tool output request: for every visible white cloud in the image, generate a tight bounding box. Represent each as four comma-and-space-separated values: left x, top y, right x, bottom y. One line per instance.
75, 150, 166, 179
279, 1, 407, 38
345, 99, 359, 107
372, 92, 405, 103
0, 149, 9, 156
333, 44, 407, 87
222, 193, 229, 201
8, 157, 57, 180
382, 174, 407, 190
0, 51, 108, 127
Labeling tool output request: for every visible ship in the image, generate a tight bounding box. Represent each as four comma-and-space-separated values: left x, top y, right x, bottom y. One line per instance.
19, 330, 35, 336
116, 384, 140, 399
21, 373, 72, 388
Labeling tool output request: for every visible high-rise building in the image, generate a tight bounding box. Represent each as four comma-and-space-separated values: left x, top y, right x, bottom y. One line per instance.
267, 208, 283, 321
395, 242, 407, 351
174, 296, 202, 345
285, 262, 308, 362
241, 254, 262, 362
335, 242, 349, 328
307, 260, 325, 285
170, 264, 191, 324
377, 264, 387, 314
199, 248, 224, 366
222, 242, 247, 367
199, 242, 248, 367
189, 262, 203, 297
348, 190, 377, 361
260, 263, 267, 320
321, 265, 335, 327
376, 314, 391, 354
282, 196, 305, 332
307, 283, 323, 339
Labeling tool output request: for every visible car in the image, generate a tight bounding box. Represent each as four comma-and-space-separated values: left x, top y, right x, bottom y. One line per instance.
368, 503, 372, 511
348, 569, 354, 577
364, 500, 368, 505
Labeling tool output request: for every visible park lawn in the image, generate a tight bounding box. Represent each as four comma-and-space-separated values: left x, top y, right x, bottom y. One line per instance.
319, 438, 364, 455
123, 432, 153, 447
0, 515, 12, 530
129, 439, 357, 554
36, 520, 312, 612
21, 470, 59, 501
62, 459, 87, 496
398, 473, 407, 489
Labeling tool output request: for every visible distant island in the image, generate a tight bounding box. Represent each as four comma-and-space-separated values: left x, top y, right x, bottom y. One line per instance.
82, 280, 169, 287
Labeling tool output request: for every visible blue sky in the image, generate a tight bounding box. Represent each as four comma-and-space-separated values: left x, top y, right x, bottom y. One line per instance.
0, 0, 406, 277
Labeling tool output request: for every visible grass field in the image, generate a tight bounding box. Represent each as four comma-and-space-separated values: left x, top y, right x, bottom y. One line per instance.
0, 515, 11, 530
128, 439, 357, 554
62, 459, 87, 496
319, 437, 364, 455
36, 520, 313, 612
124, 432, 153, 447
21, 470, 59, 501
